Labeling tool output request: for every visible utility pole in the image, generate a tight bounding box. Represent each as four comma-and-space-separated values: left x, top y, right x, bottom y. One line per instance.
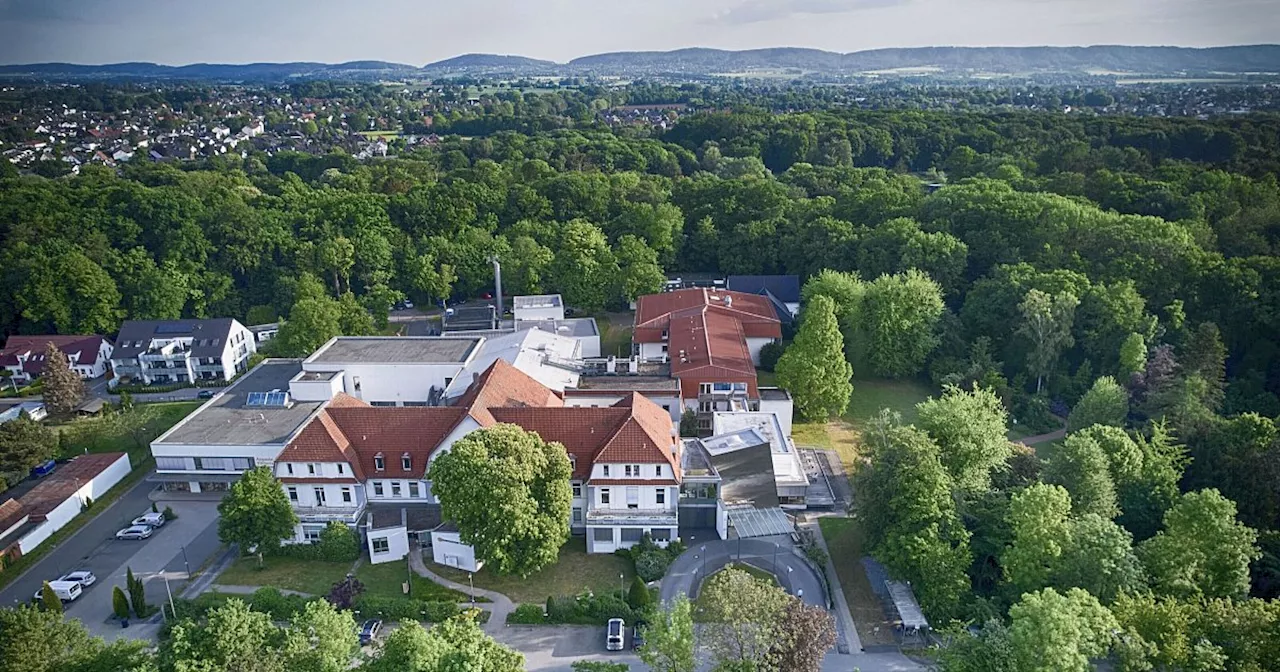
163, 574, 176, 620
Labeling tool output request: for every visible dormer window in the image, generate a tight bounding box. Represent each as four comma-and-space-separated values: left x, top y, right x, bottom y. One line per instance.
374, 454, 385, 471
402, 454, 412, 471
656, 465, 662, 477
603, 465, 610, 477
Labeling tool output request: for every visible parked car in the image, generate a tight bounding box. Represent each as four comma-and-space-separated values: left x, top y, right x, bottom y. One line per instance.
34, 580, 83, 602
197, 390, 215, 399
132, 512, 166, 528
58, 570, 97, 588
116, 525, 153, 540
30, 459, 56, 478
359, 619, 382, 645
606, 618, 625, 651
632, 621, 647, 650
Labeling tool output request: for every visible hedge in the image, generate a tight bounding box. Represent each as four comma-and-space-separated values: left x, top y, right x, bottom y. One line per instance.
110, 379, 232, 395
507, 603, 547, 624
543, 591, 637, 625
352, 596, 460, 622
265, 523, 360, 563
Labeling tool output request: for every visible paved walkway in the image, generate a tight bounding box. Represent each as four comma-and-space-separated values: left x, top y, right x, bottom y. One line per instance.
1017, 426, 1067, 446
407, 548, 514, 634
659, 536, 828, 607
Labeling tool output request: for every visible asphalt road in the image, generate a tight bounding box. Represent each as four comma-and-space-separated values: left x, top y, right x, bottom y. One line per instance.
0, 478, 223, 641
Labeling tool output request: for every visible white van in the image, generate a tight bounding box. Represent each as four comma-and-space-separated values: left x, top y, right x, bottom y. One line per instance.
34, 580, 83, 603
606, 618, 625, 651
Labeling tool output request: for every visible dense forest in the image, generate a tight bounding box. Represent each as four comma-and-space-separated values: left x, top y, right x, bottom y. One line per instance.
3, 90, 1280, 665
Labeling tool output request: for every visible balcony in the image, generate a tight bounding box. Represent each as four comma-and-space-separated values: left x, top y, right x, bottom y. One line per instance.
585, 508, 678, 526
294, 504, 363, 522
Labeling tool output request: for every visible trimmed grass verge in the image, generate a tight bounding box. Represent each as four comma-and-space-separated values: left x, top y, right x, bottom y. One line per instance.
355, 559, 474, 602
818, 516, 896, 646
215, 555, 350, 596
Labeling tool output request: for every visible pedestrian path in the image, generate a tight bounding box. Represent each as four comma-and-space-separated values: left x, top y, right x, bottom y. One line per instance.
800, 516, 864, 653
408, 548, 515, 634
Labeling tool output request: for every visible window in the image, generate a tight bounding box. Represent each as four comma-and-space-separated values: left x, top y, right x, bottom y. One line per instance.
352, 376, 361, 392
307, 463, 316, 475
286, 463, 294, 475
624, 465, 632, 477
337, 463, 345, 475
572, 508, 582, 523
402, 454, 412, 471
699, 383, 712, 394
656, 465, 663, 477
304, 525, 323, 542
371, 537, 390, 554
600, 488, 611, 505
627, 487, 639, 509
602, 465, 610, 477
651, 528, 672, 542
192, 457, 203, 470
391, 482, 402, 497
232, 457, 251, 470
662, 404, 670, 411
592, 528, 613, 543
313, 487, 326, 505
409, 482, 420, 498
621, 528, 643, 543
656, 488, 666, 505
699, 401, 713, 412
341, 487, 353, 503
572, 482, 582, 498
287, 486, 298, 502
632, 464, 640, 475
373, 481, 384, 497
374, 454, 385, 471
155, 457, 185, 470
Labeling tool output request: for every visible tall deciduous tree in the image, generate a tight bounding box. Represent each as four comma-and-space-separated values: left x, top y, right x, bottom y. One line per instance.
1043, 433, 1119, 518
861, 269, 944, 378
428, 424, 572, 576
0, 411, 57, 474
1003, 483, 1073, 596
1017, 289, 1079, 393
0, 604, 95, 672
614, 234, 666, 303
1067, 376, 1130, 432
775, 295, 852, 420
279, 600, 359, 672
772, 598, 837, 672
217, 466, 299, 565
916, 384, 1011, 492
545, 219, 618, 312
41, 343, 84, 417
161, 598, 282, 672
274, 297, 342, 357
638, 595, 696, 672
1055, 513, 1144, 603
1139, 489, 1260, 600
1008, 588, 1118, 672
697, 567, 790, 671
1117, 332, 1147, 380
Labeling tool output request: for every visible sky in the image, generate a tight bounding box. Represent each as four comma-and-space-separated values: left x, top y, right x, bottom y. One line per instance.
0, 0, 1276, 65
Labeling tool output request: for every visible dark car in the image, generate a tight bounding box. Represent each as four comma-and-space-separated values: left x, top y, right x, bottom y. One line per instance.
632, 621, 647, 650
359, 619, 382, 645
197, 390, 215, 399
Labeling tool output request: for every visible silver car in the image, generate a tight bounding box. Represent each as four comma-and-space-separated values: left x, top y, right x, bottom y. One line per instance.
58, 570, 97, 587
116, 525, 153, 540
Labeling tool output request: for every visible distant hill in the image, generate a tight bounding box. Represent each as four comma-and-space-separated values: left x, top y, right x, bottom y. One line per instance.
3, 45, 1278, 81
425, 54, 557, 70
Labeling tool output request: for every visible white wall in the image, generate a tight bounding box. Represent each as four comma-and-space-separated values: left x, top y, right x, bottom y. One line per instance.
588, 462, 673, 481
564, 393, 682, 422
759, 395, 794, 437
589, 484, 678, 512
430, 531, 482, 572
745, 337, 775, 366
366, 478, 433, 503
514, 305, 564, 322
637, 342, 667, 360
367, 526, 410, 564
576, 334, 601, 358
18, 453, 130, 554
152, 443, 284, 473
281, 482, 362, 509
288, 374, 342, 402
304, 362, 463, 405
276, 461, 353, 479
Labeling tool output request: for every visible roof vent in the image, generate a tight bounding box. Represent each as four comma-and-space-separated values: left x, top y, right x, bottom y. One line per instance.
724, 294, 733, 308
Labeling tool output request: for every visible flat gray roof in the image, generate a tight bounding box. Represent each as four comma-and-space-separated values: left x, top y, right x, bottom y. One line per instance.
513, 294, 562, 309
520, 318, 598, 337
307, 337, 479, 364
573, 375, 680, 392
759, 388, 791, 401
154, 360, 323, 446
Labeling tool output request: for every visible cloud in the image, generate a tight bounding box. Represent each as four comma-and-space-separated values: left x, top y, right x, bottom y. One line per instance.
707, 0, 911, 25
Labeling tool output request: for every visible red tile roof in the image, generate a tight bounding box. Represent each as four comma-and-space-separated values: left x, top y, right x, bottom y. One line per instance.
0, 335, 110, 374
634, 288, 780, 341
325, 406, 464, 480
453, 358, 563, 426
278, 410, 368, 480
0, 498, 28, 534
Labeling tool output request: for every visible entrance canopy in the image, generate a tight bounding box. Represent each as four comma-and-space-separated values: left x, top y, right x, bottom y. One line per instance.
726, 506, 793, 539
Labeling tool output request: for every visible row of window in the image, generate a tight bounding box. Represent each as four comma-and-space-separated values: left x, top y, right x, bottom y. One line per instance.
372, 454, 414, 471
600, 464, 663, 478
599, 486, 665, 507
284, 462, 348, 476
156, 456, 252, 471
591, 527, 673, 543
286, 485, 355, 505
371, 480, 423, 499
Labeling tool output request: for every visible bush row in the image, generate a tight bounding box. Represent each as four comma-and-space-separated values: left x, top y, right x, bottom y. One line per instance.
543, 591, 639, 625
173, 588, 319, 622
264, 522, 360, 563
616, 533, 687, 582
352, 596, 460, 623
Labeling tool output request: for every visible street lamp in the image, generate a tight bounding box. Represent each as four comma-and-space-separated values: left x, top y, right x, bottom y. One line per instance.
468, 572, 475, 608
181, 545, 191, 578
619, 573, 625, 597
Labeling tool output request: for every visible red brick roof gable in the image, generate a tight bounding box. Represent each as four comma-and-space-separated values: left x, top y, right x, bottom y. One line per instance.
0, 335, 109, 374
634, 288, 780, 341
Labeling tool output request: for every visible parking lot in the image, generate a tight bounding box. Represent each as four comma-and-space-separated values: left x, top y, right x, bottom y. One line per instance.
0, 481, 222, 641
499, 625, 644, 671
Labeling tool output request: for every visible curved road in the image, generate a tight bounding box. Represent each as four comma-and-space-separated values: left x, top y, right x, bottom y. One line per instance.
659, 536, 827, 608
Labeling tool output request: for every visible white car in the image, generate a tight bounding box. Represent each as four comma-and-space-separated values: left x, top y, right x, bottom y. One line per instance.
606, 618, 625, 651
58, 570, 96, 587
116, 525, 153, 540
132, 512, 166, 528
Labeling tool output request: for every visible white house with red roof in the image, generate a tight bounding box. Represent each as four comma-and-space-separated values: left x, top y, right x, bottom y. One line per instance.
0, 335, 114, 383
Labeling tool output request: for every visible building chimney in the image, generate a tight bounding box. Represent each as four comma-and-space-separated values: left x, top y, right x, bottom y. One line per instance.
724, 294, 732, 308
489, 256, 504, 319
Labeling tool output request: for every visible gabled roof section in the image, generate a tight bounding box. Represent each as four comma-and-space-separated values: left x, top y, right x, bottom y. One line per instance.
726, 275, 801, 304
487, 406, 628, 479
278, 411, 368, 480
597, 393, 681, 477
324, 405, 467, 480
634, 288, 781, 341
0, 335, 110, 372
453, 358, 563, 427
113, 319, 238, 358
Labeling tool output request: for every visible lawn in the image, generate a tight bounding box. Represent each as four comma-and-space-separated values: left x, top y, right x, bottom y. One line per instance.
355, 559, 471, 602
596, 312, 635, 359
756, 369, 778, 387
56, 401, 202, 465
791, 377, 936, 471
818, 517, 897, 646
214, 555, 352, 596
433, 537, 634, 604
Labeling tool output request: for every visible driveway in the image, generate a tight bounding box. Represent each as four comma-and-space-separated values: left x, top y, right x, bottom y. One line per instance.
500, 625, 644, 671
0, 481, 223, 642
660, 535, 827, 607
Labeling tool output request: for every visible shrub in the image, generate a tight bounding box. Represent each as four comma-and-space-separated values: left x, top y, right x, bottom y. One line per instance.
151, 502, 159, 514
507, 603, 547, 624
353, 596, 459, 622
315, 521, 360, 562
544, 591, 637, 625
163, 505, 178, 521
628, 576, 650, 609
635, 550, 670, 582
1013, 393, 1059, 434
112, 586, 131, 620
758, 341, 785, 372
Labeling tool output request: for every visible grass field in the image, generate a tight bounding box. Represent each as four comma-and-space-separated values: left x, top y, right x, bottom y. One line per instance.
597, 313, 635, 359
355, 559, 472, 602
433, 537, 633, 604
791, 377, 936, 470
215, 556, 352, 596
56, 401, 202, 465
819, 517, 897, 646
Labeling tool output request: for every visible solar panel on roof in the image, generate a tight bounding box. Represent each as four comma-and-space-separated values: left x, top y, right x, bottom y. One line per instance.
266, 392, 287, 406
246, 392, 268, 406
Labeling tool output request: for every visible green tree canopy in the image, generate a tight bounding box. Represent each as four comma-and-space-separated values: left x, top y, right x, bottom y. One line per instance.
775, 295, 853, 420
916, 384, 1012, 492
1008, 588, 1118, 672
638, 595, 696, 672
1042, 433, 1119, 518
1139, 489, 1260, 600
217, 466, 299, 565
427, 423, 572, 576
1067, 376, 1130, 432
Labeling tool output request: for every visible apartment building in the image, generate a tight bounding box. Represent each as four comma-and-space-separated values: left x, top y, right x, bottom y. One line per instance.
0, 335, 114, 383
110, 319, 256, 384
